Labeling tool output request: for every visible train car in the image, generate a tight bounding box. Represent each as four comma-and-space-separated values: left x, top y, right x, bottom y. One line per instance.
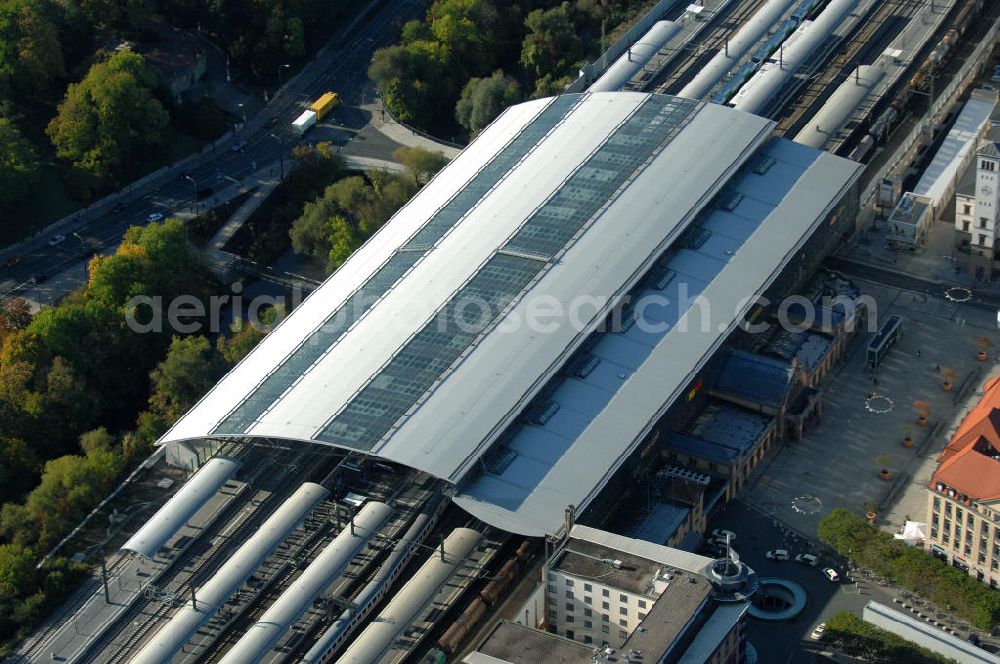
437, 598, 488, 655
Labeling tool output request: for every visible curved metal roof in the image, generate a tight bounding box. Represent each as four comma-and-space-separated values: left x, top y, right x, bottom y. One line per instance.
334, 527, 482, 664
122, 456, 241, 558
130, 483, 328, 664
589, 21, 682, 93
730, 0, 861, 115
218, 501, 392, 664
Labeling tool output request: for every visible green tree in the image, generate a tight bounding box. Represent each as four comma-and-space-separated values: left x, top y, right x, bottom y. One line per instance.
78, 427, 114, 455
0, 437, 37, 503
369, 41, 448, 127
46, 50, 169, 180
0, 449, 124, 548
520, 3, 581, 80
217, 319, 266, 366
327, 215, 360, 272
148, 336, 224, 424
455, 70, 520, 135
0, 117, 39, 207
393, 145, 449, 184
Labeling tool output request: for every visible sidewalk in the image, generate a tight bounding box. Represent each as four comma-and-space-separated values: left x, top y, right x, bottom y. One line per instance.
362, 101, 463, 159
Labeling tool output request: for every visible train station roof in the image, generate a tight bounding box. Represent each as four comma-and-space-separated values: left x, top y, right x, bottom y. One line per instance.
159, 91, 861, 536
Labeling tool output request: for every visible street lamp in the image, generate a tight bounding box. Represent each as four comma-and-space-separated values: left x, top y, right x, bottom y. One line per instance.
184, 175, 198, 213
269, 133, 285, 181
278, 63, 290, 86
237, 103, 246, 125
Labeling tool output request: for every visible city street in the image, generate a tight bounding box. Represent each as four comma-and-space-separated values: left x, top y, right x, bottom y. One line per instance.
0, 0, 427, 302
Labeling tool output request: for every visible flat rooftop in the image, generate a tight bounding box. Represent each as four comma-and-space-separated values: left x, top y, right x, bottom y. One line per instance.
620, 573, 712, 655
554, 537, 664, 597
466, 621, 593, 664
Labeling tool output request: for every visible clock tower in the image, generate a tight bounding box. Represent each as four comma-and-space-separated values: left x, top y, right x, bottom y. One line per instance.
973, 137, 1000, 256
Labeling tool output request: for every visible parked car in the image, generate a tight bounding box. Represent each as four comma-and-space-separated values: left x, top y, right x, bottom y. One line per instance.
711, 529, 737, 542
810, 624, 826, 640
766, 549, 789, 561
230, 139, 248, 152
47, 234, 66, 246
30, 273, 47, 284
795, 553, 819, 566
822, 567, 840, 582
111, 202, 127, 213
147, 212, 164, 222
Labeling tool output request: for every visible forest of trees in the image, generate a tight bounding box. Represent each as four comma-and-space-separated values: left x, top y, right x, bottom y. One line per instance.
0, 219, 274, 651
368, 0, 650, 138
0, 0, 363, 236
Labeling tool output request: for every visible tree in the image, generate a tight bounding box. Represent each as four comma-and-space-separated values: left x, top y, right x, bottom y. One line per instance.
368, 41, 449, 127
455, 71, 520, 135
217, 319, 266, 366
46, 50, 169, 180
0, 437, 37, 503
393, 145, 449, 184
327, 215, 360, 272
79, 427, 114, 455
0, 117, 39, 207
148, 336, 224, 424
520, 3, 582, 80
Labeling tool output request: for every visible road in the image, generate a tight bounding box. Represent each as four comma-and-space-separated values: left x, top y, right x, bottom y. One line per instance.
0, 0, 424, 301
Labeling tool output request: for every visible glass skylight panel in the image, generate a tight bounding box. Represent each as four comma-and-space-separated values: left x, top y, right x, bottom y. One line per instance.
504, 95, 697, 260
316, 253, 545, 449
211, 96, 583, 437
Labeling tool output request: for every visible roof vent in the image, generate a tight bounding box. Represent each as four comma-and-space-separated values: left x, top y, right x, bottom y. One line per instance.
753, 156, 776, 175
719, 192, 744, 211
611, 559, 623, 569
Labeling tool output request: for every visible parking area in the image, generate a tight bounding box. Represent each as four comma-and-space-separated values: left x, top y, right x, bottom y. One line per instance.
711, 501, 896, 663
742, 277, 997, 540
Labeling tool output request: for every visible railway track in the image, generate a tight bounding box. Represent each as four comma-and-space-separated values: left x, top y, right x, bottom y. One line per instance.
648, 0, 768, 94
78, 450, 318, 664
773, 0, 925, 134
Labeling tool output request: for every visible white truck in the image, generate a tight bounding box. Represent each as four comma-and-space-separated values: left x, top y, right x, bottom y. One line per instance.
292, 110, 317, 135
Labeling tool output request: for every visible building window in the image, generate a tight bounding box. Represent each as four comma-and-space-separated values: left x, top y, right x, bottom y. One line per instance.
584, 635, 592, 644
957, 508, 964, 521
981, 218, 990, 229
944, 532, 951, 543
620, 618, 628, 627
638, 600, 647, 609
620, 594, 628, 603
584, 620, 592, 628
963, 220, 971, 232
566, 629, 574, 639
602, 614, 609, 622
964, 204, 973, 215
565, 615, 575, 623
584, 583, 592, 592
983, 160, 996, 171
547, 584, 556, 594
980, 234, 989, 245
993, 558, 999, 571
584, 608, 592, 617
602, 601, 610, 610
945, 519, 952, 532
602, 589, 610, 598
584, 596, 592, 605
565, 579, 574, 587
946, 504, 952, 516
602, 625, 610, 634
932, 514, 939, 527
931, 528, 939, 539
970, 513, 976, 528
619, 607, 628, 616
566, 603, 574, 611
620, 630, 628, 640
566, 590, 574, 599
639, 612, 647, 620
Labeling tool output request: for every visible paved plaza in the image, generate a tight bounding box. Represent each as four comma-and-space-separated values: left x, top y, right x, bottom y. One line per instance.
744, 275, 999, 540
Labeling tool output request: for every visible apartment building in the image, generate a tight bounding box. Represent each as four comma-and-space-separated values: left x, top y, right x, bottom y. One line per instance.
926, 377, 1000, 585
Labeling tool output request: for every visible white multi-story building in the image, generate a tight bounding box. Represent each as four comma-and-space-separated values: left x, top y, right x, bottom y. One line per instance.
955, 127, 1000, 278
539, 526, 756, 663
